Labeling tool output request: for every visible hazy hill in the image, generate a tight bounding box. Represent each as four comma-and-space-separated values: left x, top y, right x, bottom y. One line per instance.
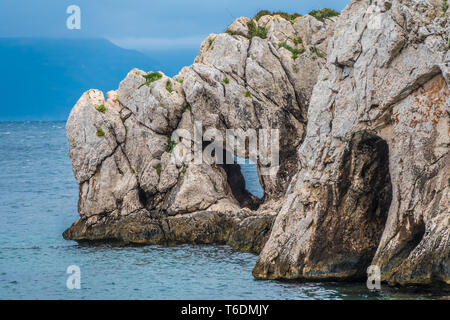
0, 38, 195, 120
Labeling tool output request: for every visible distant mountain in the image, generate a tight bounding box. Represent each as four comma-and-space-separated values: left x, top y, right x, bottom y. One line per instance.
0, 38, 195, 121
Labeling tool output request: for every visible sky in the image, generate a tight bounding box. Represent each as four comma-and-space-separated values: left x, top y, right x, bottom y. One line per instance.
0, 0, 350, 52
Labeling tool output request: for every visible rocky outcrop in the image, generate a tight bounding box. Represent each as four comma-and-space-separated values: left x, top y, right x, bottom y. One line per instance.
63, 210, 273, 253
253, 0, 449, 286
65, 1, 449, 286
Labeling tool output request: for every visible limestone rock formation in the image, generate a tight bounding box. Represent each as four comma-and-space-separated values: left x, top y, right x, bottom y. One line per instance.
253, 0, 449, 286
64, 1, 449, 286
64, 12, 333, 252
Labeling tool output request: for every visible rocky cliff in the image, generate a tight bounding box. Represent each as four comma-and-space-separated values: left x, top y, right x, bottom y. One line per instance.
64, 0, 449, 286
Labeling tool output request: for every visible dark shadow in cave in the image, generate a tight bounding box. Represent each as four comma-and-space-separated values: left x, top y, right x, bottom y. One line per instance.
310, 131, 393, 279
343, 131, 393, 274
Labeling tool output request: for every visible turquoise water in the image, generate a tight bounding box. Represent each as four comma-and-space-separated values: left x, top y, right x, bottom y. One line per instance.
0, 122, 447, 300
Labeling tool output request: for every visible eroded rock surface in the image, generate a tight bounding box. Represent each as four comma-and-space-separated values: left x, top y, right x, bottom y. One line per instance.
253, 0, 449, 286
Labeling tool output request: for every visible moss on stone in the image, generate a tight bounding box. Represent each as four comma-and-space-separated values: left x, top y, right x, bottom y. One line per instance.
154, 163, 162, 175
96, 127, 105, 137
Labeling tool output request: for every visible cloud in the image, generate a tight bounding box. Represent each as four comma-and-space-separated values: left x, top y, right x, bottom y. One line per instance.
108, 35, 207, 51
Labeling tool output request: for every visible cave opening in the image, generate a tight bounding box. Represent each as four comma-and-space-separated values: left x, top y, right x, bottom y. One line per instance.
213, 147, 264, 211
312, 131, 394, 278
234, 156, 265, 199
342, 131, 393, 275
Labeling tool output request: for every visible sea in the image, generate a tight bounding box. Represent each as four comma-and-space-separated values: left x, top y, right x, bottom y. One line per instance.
0, 121, 447, 300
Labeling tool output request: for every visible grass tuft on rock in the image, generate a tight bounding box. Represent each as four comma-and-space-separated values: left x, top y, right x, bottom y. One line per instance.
96, 127, 105, 137
96, 104, 106, 113
142, 72, 163, 86
253, 10, 271, 21
154, 163, 162, 175
443, 0, 448, 16
166, 80, 173, 93
278, 41, 304, 60
184, 104, 192, 112
223, 77, 230, 84
310, 46, 325, 58
308, 8, 340, 22
245, 90, 251, 98
247, 20, 268, 39
166, 140, 177, 153
293, 37, 303, 45
253, 10, 301, 22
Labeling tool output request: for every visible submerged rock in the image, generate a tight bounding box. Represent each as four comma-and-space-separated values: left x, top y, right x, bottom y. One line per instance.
65, 1, 449, 287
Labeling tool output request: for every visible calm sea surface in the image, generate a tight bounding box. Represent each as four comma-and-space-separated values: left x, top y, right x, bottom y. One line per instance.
0, 122, 446, 300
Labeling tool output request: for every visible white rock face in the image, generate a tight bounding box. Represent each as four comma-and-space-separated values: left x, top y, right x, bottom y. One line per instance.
183, 15, 334, 197
254, 0, 449, 285
118, 69, 185, 134
163, 164, 238, 215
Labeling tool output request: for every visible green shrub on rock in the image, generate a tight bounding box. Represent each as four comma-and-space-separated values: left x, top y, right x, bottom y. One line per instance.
142, 72, 163, 86
253, 10, 301, 22
96, 127, 105, 137
166, 80, 173, 93
247, 20, 268, 39
308, 8, 339, 22
96, 104, 106, 113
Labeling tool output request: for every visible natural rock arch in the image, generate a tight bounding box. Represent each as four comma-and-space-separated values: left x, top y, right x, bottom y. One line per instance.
63, 12, 335, 252
253, 131, 393, 280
